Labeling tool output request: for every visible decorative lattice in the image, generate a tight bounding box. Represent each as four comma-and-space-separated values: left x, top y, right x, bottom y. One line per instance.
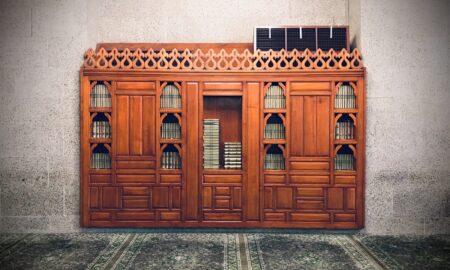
83, 48, 363, 71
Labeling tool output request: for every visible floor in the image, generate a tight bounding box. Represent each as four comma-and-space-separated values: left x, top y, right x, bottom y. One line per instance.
0, 232, 449, 269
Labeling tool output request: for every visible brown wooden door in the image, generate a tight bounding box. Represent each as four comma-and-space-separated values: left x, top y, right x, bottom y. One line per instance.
263, 82, 332, 222
114, 82, 158, 221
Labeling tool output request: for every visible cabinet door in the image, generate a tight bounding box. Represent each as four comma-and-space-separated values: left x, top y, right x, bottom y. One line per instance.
290, 94, 330, 157
114, 83, 157, 221
116, 95, 156, 157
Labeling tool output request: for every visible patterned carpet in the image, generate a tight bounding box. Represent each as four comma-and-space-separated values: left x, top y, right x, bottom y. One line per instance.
0, 233, 449, 269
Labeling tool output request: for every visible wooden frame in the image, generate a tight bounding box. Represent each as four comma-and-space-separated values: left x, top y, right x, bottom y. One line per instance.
80, 43, 365, 229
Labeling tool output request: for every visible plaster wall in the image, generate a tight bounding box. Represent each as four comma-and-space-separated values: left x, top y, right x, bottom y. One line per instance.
358, 0, 450, 234
0, 0, 448, 234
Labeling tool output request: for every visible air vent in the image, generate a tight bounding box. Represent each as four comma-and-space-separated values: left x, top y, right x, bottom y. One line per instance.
254, 26, 349, 52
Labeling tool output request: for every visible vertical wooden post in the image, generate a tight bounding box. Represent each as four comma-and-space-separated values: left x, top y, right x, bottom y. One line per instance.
245, 82, 260, 221
185, 82, 199, 220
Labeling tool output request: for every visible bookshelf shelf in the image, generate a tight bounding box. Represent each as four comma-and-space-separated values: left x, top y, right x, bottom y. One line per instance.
334, 144, 356, 171
160, 139, 182, 144
264, 144, 285, 171
334, 109, 358, 114
160, 83, 181, 109
263, 139, 286, 144
159, 108, 182, 113
89, 169, 112, 174
80, 43, 365, 229
161, 144, 182, 169
263, 109, 287, 113
160, 113, 182, 140
264, 82, 286, 109
89, 138, 112, 144
334, 170, 357, 176
202, 96, 242, 170
335, 83, 356, 109
335, 140, 357, 145
89, 108, 112, 113
203, 169, 243, 174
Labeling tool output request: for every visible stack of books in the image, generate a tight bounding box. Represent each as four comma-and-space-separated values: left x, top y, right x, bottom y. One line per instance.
91, 121, 111, 138
335, 85, 356, 108
161, 123, 181, 139
224, 142, 242, 169
91, 153, 111, 169
335, 154, 354, 170
90, 84, 111, 108
264, 85, 285, 109
161, 151, 181, 169
203, 119, 220, 169
161, 85, 181, 108
335, 120, 354, 140
264, 153, 285, 170
264, 123, 285, 139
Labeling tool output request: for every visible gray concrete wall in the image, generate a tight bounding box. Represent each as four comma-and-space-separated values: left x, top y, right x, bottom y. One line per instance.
0, 0, 448, 234
358, 0, 450, 234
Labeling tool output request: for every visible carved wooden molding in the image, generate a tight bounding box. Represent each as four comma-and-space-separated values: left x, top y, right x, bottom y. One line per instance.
83, 48, 363, 71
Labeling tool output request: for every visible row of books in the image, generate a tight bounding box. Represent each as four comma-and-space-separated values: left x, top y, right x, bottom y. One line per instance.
91, 153, 111, 169
224, 142, 242, 169
161, 151, 181, 169
161, 85, 181, 108
264, 153, 285, 170
335, 121, 354, 140
90, 84, 111, 108
335, 85, 356, 109
264, 85, 285, 109
334, 154, 354, 170
264, 123, 285, 139
161, 123, 181, 139
91, 121, 111, 139
203, 119, 220, 169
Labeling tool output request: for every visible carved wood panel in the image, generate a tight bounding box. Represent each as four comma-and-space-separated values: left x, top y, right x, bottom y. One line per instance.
290, 95, 330, 157
80, 48, 365, 228
116, 95, 156, 157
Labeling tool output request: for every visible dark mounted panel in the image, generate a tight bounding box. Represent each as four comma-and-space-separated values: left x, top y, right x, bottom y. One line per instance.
255, 28, 286, 51
287, 27, 317, 51
317, 27, 348, 51
254, 26, 349, 52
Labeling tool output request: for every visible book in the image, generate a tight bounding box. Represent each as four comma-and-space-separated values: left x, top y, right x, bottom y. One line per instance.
335, 120, 354, 140
334, 154, 354, 170
90, 84, 111, 108
161, 122, 181, 139
264, 153, 285, 170
203, 119, 220, 169
91, 153, 111, 169
161, 151, 181, 169
224, 142, 242, 169
264, 84, 285, 109
92, 121, 111, 139
161, 84, 181, 109
264, 123, 285, 139
336, 85, 355, 109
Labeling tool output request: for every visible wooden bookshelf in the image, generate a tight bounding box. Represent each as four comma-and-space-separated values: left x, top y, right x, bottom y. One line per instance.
80, 43, 365, 229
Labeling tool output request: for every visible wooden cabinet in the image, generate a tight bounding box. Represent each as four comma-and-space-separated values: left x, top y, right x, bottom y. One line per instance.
80, 43, 365, 228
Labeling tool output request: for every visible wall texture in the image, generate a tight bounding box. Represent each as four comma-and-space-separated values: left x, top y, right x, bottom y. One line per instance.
0, 0, 448, 234
358, 0, 450, 235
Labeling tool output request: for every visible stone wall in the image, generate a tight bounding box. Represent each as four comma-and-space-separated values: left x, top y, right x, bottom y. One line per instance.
357, 0, 450, 234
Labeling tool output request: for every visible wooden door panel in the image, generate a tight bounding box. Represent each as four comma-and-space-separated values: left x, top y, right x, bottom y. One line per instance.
116, 95, 156, 157
290, 96, 330, 157
116, 96, 129, 155
202, 186, 242, 211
